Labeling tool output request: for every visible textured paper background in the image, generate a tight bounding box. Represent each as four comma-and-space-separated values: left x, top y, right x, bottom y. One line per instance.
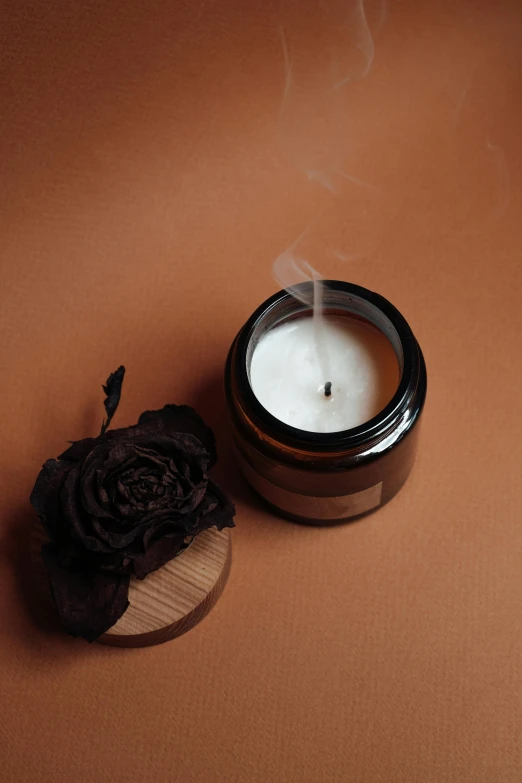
1, 1, 522, 781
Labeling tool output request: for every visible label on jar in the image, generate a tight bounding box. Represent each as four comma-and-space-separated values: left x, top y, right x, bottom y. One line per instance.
239, 458, 382, 521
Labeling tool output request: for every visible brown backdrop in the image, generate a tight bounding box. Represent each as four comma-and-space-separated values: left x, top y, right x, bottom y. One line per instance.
2, 1, 522, 781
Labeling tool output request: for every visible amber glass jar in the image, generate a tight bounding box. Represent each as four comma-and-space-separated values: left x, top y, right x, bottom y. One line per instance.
225, 281, 427, 524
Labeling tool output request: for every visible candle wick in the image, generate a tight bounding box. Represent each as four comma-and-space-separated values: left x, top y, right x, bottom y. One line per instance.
324, 381, 332, 397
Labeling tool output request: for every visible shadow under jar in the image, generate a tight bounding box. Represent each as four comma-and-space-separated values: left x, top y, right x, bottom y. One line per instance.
225, 281, 427, 525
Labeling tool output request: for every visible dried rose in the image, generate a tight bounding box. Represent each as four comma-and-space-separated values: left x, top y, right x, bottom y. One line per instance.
30, 368, 235, 642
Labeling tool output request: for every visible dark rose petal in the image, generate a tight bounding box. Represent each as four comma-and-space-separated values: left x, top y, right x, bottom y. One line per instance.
78, 441, 117, 520
30, 459, 75, 540
58, 438, 99, 463
176, 481, 207, 514
95, 469, 112, 510
186, 479, 236, 534
41, 543, 130, 642
75, 546, 128, 575
136, 405, 217, 467
88, 515, 146, 551
61, 469, 114, 553
133, 433, 209, 463
131, 529, 188, 579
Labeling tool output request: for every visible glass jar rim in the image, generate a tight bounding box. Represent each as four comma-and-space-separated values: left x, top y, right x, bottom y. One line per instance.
231, 280, 425, 452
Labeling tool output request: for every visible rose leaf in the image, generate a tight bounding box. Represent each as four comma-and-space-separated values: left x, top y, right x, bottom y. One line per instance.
100, 365, 125, 435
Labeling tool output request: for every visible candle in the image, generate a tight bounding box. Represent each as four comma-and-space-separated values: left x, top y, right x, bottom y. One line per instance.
225, 281, 427, 524
250, 314, 400, 433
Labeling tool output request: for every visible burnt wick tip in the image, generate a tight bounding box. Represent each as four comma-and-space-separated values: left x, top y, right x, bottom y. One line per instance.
324, 381, 332, 397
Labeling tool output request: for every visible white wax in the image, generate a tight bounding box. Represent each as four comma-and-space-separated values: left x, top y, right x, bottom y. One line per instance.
250, 315, 399, 433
